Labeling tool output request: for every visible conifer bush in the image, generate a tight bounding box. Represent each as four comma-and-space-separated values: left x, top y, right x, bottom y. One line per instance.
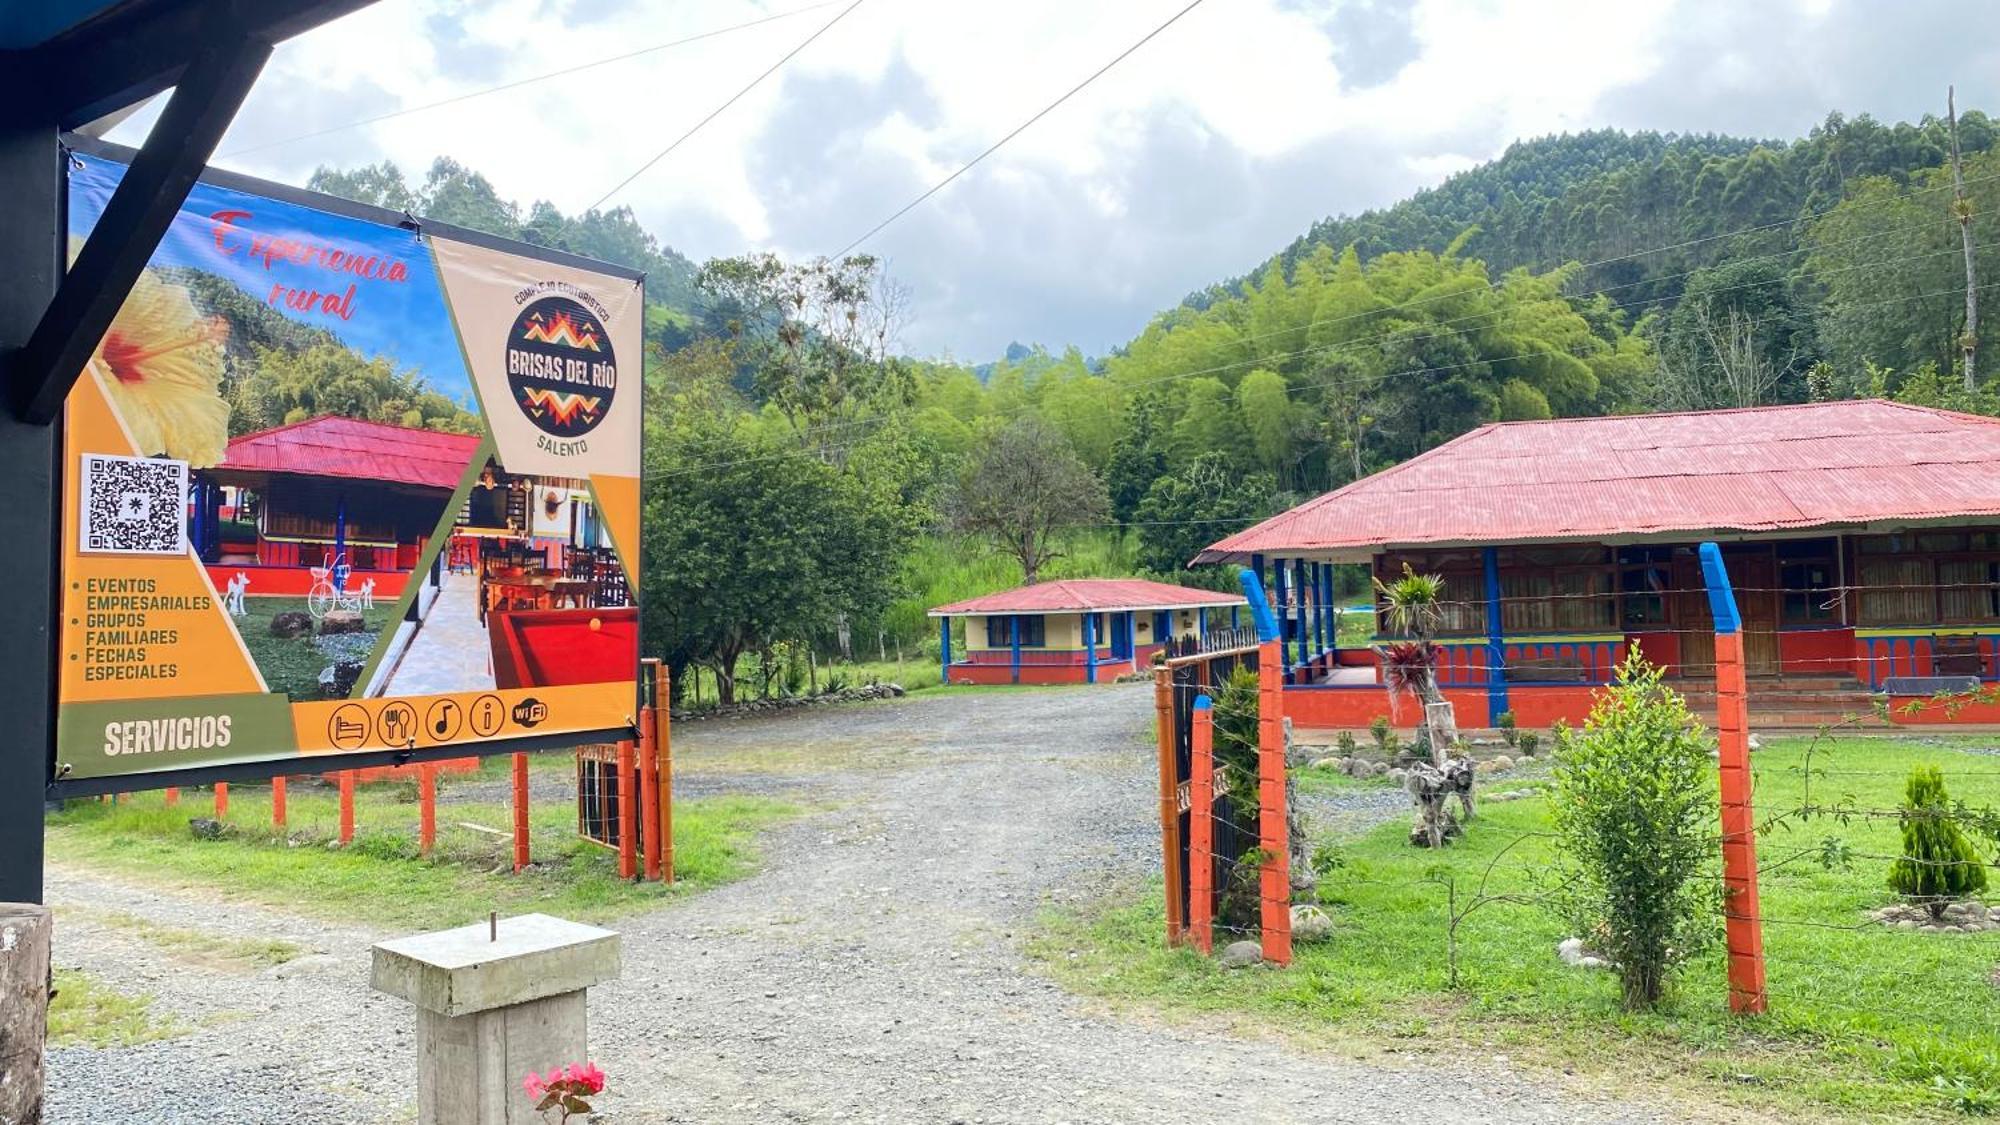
1887, 765, 1989, 921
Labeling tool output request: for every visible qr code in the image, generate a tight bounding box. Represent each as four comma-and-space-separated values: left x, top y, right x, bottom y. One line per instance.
79, 453, 189, 555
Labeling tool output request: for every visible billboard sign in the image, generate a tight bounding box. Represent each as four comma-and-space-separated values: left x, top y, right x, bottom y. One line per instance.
53, 141, 644, 789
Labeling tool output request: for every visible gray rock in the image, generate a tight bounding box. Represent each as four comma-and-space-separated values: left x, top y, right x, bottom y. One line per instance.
1217, 940, 1263, 969
269, 954, 344, 979
269, 611, 313, 638
1291, 904, 1334, 944
187, 817, 228, 840
1386, 768, 1407, 785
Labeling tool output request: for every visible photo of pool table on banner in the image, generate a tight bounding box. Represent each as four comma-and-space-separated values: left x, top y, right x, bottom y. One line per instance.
53, 145, 643, 785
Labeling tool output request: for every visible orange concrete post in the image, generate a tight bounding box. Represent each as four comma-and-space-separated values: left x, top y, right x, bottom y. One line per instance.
1153, 667, 1185, 945
1189, 695, 1216, 955
337, 771, 355, 845
655, 662, 674, 884
511, 752, 530, 872
1256, 638, 1293, 966
213, 782, 228, 819
615, 739, 637, 880
417, 764, 436, 856
163, 787, 179, 807
1700, 542, 1768, 1015
638, 660, 662, 882
270, 777, 286, 829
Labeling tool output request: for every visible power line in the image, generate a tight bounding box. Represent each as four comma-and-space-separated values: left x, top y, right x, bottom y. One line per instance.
584, 0, 866, 215
219, 1, 847, 160
830, 0, 1209, 258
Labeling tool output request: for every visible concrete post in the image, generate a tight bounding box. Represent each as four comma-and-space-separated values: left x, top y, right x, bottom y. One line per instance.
0, 904, 50, 1125
372, 914, 621, 1125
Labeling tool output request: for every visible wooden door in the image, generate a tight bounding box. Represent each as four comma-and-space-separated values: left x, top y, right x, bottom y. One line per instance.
1675, 555, 1714, 677
1678, 550, 1780, 677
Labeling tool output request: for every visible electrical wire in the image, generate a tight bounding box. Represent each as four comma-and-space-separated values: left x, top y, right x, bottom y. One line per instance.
830, 0, 1211, 257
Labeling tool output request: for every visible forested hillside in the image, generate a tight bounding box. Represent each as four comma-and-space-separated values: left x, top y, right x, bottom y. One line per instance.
302, 105, 2000, 699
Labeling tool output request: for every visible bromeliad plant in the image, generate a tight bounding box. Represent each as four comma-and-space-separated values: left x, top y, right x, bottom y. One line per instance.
523, 1061, 606, 1123
1373, 564, 1454, 757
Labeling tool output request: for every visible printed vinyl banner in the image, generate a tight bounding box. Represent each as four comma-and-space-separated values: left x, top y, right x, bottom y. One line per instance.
55, 150, 643, 783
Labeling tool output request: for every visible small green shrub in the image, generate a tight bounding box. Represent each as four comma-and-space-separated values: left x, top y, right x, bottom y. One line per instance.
1368, 715, 1392, 753
1495, 710, 1518, 747
1550, 649, 1719, 1009
1336, 730, 1358, 756
1887, 765, 1989, 921
1517, 731, 1541, 758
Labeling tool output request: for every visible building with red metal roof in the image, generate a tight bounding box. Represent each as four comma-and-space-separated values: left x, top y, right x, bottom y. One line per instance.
930, 578, 1247, 685
1197, 401, 2000, 731
193, 415, 482, 596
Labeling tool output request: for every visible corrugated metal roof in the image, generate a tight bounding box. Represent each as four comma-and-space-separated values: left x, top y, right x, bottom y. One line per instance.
1196, 400, 2000, 563
929, 578, 1246, 617
218, 415, 481, 491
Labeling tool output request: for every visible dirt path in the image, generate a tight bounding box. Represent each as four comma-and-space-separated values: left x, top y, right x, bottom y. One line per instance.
48, 685, 1704, 1123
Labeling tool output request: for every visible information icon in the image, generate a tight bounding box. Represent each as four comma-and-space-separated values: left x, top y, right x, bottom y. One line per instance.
468, 694, 506, 739
377, 701, 418, 746
327, 704, 370, 750
425, 698, 464, 743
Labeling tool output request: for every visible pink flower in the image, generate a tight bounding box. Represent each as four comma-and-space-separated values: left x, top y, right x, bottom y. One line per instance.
573, 1061, 607, 1094
523, 1072, 547, 1100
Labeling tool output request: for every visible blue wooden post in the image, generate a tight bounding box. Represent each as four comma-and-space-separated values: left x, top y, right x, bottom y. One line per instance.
1271, 558, 1290, 681
1321, 563, 1337, 659
1292, 557, 1309, 674
1197, 604, 1208, 644
1084, 611, 1097, 684
938, 617, 952, 686
1010, 614, 1022, 685
1231, 604, 1241, 632
1483, 546, 1508, 723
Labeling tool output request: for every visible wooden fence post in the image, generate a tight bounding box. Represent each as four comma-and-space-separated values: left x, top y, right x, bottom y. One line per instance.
615, 740, 637, 880
1189, 694, 1215, 954
213, 781, 228, 819
1153, 666, 1184, 946
417, 764, 436, 856
0, 904, 51, 1125
337, 771, 355, 845
270, 776, 286, 829
511, 752, 530, 873
1699, 542, 1768, 1015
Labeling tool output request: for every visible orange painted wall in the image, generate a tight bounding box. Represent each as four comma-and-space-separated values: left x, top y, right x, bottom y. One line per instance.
1885, 694, 2000, 725
1779, 628, 1856, 678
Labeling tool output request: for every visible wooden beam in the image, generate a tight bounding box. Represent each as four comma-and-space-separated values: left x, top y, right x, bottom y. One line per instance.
9, 28, 271, 423
6, 0, 375, 128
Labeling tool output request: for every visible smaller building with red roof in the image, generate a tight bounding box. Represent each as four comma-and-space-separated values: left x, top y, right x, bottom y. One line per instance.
930, 578, 1248, 685
193, 415, 483, 596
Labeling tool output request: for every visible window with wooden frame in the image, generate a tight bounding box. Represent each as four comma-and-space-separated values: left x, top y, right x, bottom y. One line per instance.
1499, 545, 1614, 633
1376, 550, 1484, 636
1777, 538, 1840, 625
984, 615, 1048, 648
1616, 545, 1674, 627
1856, 532, 2000, 625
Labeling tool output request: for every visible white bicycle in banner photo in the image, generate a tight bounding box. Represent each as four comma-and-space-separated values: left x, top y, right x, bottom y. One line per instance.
306, 554, 377, 619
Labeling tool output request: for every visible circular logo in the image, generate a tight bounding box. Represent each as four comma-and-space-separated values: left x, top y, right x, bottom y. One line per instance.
425, 698, 465, 743
505, 296, 616, 439
377, 701, 418, 747
469, 694, 507, 739
327, 704, 370, 750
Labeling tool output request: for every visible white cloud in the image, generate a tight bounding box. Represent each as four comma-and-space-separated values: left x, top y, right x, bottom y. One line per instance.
104, 0, 2000, 359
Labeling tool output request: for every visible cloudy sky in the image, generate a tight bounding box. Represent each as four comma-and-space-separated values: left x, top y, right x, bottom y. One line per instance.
110, 0, 2000, 361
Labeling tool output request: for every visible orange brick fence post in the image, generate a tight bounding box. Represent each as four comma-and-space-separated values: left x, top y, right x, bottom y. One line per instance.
213, 782, 228, 819
639, 658, 663, 882
417, 764, 436, 856
1699, 542, 1768, 1015
1189, 694, 1215, 954
1240, 568, 1292, 968
511, 753, 530, 872
337, 770, 355, 845
655, 661, 675, 884
270, 776, 286, 829
615, 740, 637, 880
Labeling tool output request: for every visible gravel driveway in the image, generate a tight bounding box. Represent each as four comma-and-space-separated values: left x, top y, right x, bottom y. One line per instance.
47, 684, 1718, 1123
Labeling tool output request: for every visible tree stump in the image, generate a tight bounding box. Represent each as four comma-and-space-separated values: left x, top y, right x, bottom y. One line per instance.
0, 903, 51, 1125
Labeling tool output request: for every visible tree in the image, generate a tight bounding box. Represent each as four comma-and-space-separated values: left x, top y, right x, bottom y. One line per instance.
949, 418, 1108, 584
1132, 453, 1270, 574
697, 253, 910, 464
1550, 651, 1718, 1009
1375, 565, 1456, 756
1887, 765, 1989, 921
1949, 87, 1980, 388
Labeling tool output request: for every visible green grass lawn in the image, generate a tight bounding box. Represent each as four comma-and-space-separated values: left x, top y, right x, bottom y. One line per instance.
1042, 733, 2000, 1121
48, 969, 185, 1049
48, 762, 799, 931
233, 595, 398, 701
